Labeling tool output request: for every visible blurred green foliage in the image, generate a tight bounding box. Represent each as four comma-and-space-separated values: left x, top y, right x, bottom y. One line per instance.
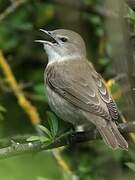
0, 152, 62, 180
0, 0, 135, 180
27, 114, 58, 143
126, 162, 135, 172
0, 105, 6, 120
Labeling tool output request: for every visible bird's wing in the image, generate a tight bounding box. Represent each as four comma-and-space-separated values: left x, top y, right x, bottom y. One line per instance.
46, 60, 118, 121
91, 69, 119, 120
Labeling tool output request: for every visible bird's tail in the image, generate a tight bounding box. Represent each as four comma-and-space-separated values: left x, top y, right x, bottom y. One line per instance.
97, 121, 128, 150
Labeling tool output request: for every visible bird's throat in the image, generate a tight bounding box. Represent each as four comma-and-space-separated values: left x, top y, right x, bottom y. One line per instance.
48, 54, 84, 65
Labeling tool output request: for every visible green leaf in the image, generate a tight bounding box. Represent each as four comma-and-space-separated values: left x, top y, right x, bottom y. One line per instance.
39, 136, 50, 143
47, 111, 58, 138
27, 136, 49, 143
126, 162, 135, 172
37, 125, 52, 139
27, 136, 41, 142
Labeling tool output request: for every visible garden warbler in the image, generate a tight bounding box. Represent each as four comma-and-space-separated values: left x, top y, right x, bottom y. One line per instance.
36, 29, 128, 150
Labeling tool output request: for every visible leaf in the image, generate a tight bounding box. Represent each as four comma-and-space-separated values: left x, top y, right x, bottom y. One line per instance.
126, 162, 135, 172
27, 136, 40, 142
37, 125, 52, 139
47, 111, 58, 138
27, 136, 49, 143
39, 136, 50, 143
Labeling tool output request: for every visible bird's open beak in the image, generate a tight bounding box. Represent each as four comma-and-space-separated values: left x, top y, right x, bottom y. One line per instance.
35, 29, 58, 45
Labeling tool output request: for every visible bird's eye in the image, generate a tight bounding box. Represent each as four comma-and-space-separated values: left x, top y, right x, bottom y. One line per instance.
59, 37, 68, 42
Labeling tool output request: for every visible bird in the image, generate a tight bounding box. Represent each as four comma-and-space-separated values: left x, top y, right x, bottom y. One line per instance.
36, 29, 128, 150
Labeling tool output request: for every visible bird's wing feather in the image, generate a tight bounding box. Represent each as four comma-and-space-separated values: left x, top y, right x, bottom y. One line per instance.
46, 60, 118, 121
91, 70, 119, 120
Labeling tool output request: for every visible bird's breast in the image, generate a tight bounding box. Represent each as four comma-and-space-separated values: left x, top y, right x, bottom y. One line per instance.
46, 85, 85, 125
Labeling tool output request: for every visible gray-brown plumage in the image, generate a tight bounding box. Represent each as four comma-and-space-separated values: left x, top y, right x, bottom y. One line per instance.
37, 29, 128, 150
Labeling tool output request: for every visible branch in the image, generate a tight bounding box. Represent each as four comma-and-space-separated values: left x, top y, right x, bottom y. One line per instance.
0, 51, 41, 125
0, 0, 25, 22
0, 122, 134, 160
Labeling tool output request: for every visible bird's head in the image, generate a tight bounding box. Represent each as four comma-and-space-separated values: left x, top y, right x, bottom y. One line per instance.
36, 29, 86, 64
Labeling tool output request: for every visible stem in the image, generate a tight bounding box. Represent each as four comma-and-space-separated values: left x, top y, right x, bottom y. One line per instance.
0, 122, 134, 160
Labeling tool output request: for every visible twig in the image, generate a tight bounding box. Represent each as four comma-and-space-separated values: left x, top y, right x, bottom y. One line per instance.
53, 149, 72, 174
0, 122, 134, 160
0, 0, 25, 22
0, 51, 41, 124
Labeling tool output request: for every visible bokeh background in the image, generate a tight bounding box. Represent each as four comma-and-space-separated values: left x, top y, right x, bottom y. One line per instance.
0, 0, 135, 180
